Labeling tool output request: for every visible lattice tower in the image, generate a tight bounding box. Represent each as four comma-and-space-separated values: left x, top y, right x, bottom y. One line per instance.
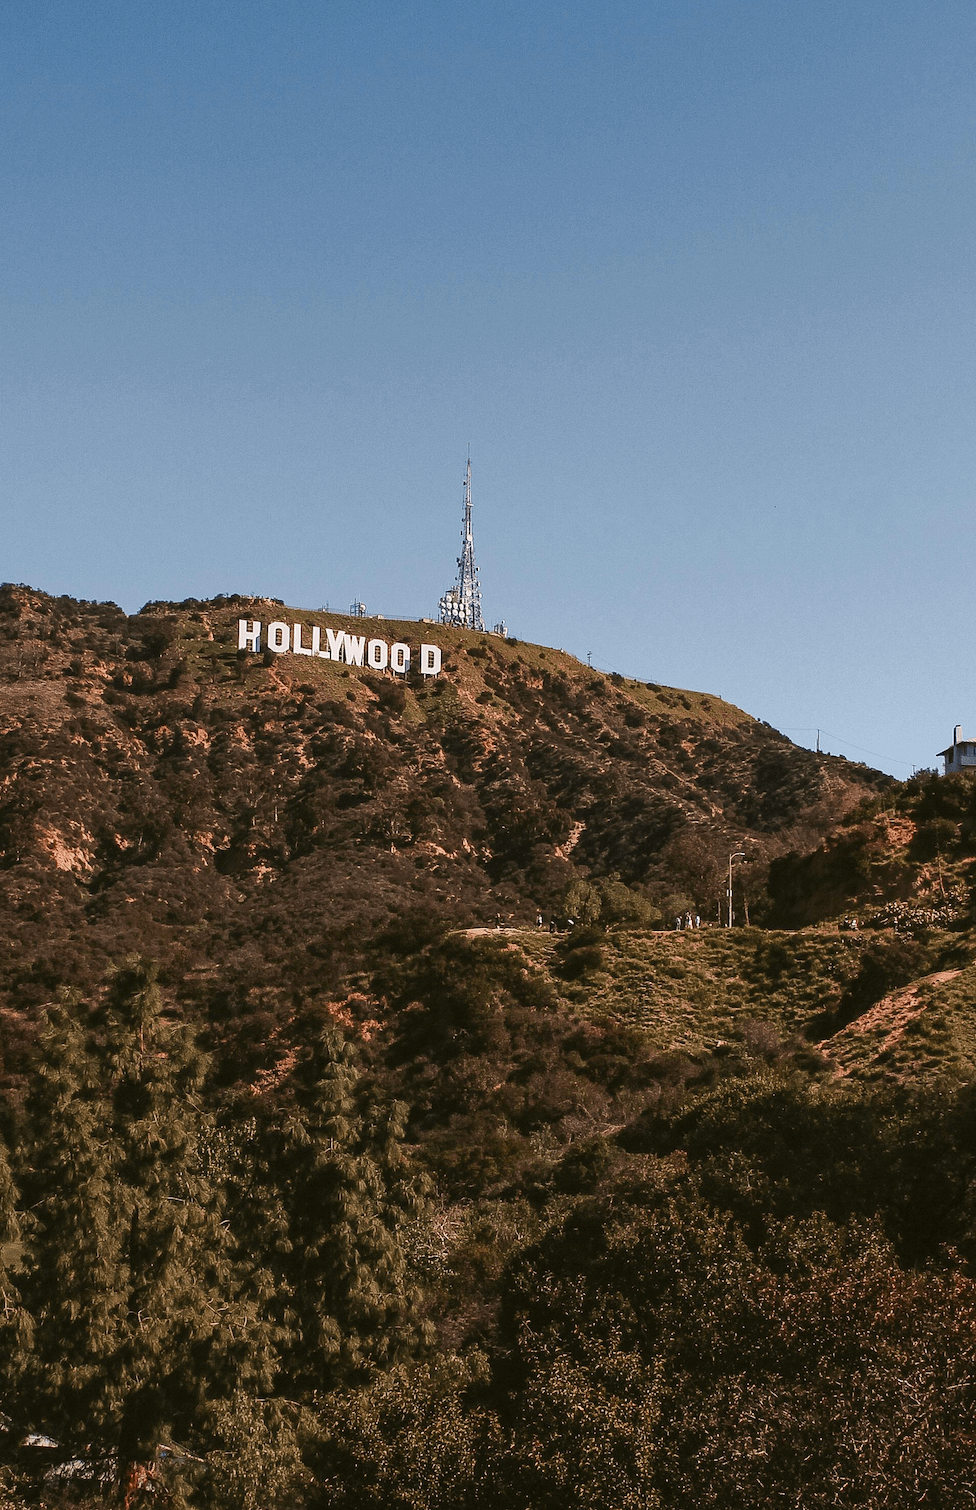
438, 456, 485, 631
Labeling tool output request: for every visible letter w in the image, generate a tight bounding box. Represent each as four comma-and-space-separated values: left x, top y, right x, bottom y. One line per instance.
343, 634, 366, 666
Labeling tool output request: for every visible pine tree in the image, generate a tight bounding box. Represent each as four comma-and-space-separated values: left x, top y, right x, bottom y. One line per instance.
0, 1134, 30, 1415
17, 993, 125, 1449
19, 960, 278, 1493
259, 1027, 429, 1394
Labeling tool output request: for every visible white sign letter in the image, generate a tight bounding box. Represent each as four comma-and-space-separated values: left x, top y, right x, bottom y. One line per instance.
420, 643, 442, 677
325, 628, 344, 661
292, 622, 313, 656
391, 642, 410, 674
368, 638, 388, 669
268, 621, 289, 653
344, 633, 366, 666
238, 619, 261, 652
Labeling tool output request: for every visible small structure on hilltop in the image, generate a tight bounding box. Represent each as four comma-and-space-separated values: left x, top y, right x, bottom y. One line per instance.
439, 456, 486, 632
938, 725, 976, 774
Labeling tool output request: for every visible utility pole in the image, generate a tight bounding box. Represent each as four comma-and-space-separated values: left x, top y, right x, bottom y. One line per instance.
727, 850, 745, 928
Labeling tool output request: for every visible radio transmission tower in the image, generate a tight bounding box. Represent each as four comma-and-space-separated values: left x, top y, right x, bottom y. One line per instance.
439, 455, 485, 631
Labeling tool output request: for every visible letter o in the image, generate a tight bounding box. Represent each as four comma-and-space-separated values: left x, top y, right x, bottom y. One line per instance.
391, 642, 410, 674
268, 621, 289, 653
368, 638, 389, 670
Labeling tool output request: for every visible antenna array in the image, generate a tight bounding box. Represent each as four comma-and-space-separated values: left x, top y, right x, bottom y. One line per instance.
438, 456, 485, 632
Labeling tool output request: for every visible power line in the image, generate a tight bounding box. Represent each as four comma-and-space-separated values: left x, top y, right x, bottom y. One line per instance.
779, 727, 915, 769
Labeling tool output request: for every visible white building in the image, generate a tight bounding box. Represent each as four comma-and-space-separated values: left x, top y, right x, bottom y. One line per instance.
938, 725, 976, 774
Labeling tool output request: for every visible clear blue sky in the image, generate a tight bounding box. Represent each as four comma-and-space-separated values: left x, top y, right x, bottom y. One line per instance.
2, 0, 974, 776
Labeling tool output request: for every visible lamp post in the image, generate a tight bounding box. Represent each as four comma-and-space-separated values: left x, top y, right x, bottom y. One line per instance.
727, 851, 745, 928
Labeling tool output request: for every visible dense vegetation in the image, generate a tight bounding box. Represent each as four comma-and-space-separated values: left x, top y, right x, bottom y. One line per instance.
1, 588, 975, 1507
4, 947, 976, 1508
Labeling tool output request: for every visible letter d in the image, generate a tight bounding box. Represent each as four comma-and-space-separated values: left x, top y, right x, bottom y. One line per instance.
420, 644, 442, 676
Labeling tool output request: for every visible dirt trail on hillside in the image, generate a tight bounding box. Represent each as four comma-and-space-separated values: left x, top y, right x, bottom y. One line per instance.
822, 969, 961, 1078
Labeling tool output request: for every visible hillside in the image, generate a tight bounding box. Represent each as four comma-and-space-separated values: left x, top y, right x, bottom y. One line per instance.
0, 584, 885, 1016
478, 922, 976, 1087
3, 585, 976, 1508
766, 769, 976, 927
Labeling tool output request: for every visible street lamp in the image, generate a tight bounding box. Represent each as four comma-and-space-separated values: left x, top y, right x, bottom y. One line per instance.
727, 851, 746, 928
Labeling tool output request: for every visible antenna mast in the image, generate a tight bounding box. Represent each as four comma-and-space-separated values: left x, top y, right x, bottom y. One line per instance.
439, 454, 485, 631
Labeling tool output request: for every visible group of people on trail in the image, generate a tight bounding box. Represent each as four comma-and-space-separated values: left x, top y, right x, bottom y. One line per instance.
532, 911, 707, 935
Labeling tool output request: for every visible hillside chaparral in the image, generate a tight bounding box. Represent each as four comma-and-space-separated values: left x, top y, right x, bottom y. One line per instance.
237, 618, 442, 674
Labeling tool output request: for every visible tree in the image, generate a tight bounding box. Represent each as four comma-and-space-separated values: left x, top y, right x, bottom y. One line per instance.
17, 995, 124, 1456
254, 1028, 430, 1395
18, 961, 276, 1496
0, 1135, 29, 1416
489, 1193, 976, 1508
563, 877, 657, 928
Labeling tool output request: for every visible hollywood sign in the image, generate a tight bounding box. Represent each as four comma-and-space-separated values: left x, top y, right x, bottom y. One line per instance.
237, 619, 442, 676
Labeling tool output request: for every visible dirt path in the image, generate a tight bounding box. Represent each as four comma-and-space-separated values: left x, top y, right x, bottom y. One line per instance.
822, 969, 961, 1077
